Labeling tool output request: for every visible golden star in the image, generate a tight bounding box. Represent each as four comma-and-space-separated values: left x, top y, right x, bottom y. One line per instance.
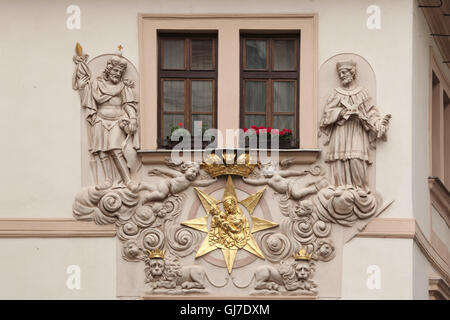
181, 175, 278, 273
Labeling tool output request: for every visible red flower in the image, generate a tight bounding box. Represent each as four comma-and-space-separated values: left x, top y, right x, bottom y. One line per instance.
243, 128, 248, 132
258, 126, 265, 130
178, 122, 183, 127
267, 127, 272, 133
250, 125, 257, 129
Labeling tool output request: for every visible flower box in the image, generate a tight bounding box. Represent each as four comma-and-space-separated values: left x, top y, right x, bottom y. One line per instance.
241, 126, 295, 149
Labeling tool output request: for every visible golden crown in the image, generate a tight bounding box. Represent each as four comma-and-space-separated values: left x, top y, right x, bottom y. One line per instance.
293, 248, 313, 261
201, 153, 258, 178
147, 248, 165, 259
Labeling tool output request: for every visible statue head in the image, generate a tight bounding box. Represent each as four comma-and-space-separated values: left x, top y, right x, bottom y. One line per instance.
261, 161, 277, 178
295, 260, 313, 280
279, 258, 315, 288
180, 161, 200, 181
336, 60, 356, 87
150, 202, 169, 218
209, 206, 221, 216
103, 55, 128, 84
149, 258, 165, 277
315, 239, 335, 261
223, 196, 238, 214
294, 200, 313, 217
123, 240, 140, 260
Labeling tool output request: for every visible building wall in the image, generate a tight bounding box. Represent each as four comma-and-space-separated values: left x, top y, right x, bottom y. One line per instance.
341, 238, 414, 299
0, 0, 440, 299
0, 238, 116, 299
411, 0, 450, 299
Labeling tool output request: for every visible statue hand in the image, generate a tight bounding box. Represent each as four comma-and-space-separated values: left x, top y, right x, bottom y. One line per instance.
78, 76, 90, 89
127, 118, 138, 134
377, 124, 387, 138
123, 79, 135, 88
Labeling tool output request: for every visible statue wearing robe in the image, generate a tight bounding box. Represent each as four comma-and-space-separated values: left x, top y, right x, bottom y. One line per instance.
320, 61, 390, 190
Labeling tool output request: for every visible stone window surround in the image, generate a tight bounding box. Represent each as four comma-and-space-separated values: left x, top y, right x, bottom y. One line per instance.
138, 14, 319, 163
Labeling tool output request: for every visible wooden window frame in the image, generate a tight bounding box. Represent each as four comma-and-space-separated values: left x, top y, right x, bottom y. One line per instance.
240, 33, 300, 148
139, 14, 319, 158
158, 32, 218, 148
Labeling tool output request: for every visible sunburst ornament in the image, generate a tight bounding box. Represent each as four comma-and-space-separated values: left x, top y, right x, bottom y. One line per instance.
181, 175, 278, 273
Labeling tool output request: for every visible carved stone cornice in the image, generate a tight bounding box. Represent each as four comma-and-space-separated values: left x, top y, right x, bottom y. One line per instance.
358, 218, 450, 286
0, 218, 116, 237
429, 278, 450, 300
138, 149, 321, 165
428, 177, 450, 227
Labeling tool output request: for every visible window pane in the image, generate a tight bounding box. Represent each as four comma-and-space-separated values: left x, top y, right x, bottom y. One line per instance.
245, 81, 266, 112
273, 40, 296, 71
192, 80, 213, 112
192, 114, 213, 133
273, 115, 294, 132
245, 40, 267, 69
162, 39, 185, 69
244, 115, 266, 129
163, 80, 185, 112
163, 114, 185, 139
273, 81, 295, 113
191, 40, 213, 70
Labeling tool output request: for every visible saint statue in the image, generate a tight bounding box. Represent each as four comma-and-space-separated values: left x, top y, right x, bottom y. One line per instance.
73, 48, 139, 191
320, 61, 391, 190
209, 196, 250, 249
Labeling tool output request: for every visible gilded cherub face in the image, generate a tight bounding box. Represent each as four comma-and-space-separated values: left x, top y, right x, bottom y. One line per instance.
210, 207, 221, 216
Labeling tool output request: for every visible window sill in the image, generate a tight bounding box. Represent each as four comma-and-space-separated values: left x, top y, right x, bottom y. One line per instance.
138, 148, 321, 165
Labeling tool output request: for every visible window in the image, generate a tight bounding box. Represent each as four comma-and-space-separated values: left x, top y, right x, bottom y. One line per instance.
431, 70, 450, 188
240, 33, 300, 148
140, 15, 318, 154
428, 48, 450, 233
158, 33, 217, 147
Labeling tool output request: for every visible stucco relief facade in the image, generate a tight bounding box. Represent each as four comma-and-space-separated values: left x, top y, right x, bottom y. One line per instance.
71, 46, 392, 298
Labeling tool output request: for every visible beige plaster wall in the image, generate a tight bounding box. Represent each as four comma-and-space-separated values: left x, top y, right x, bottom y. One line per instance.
0, 238, 116, 299
412, 241, 430, 300
0, 0, 416, 220
341, 238, 413, 299
0, 0, 431, 299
